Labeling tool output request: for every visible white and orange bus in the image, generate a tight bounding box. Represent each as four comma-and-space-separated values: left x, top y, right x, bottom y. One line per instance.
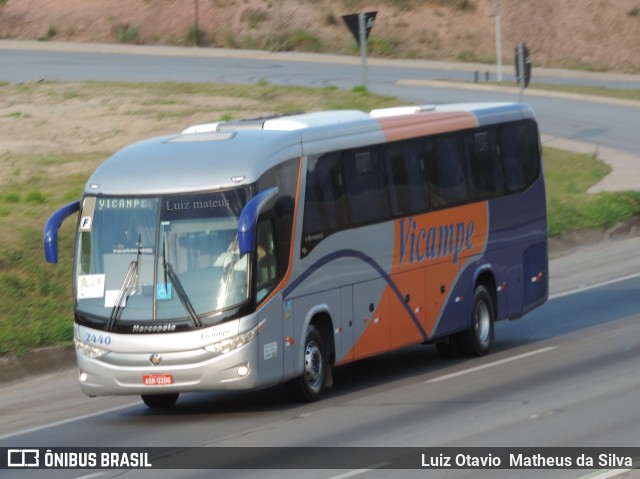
44, 103, 547, 408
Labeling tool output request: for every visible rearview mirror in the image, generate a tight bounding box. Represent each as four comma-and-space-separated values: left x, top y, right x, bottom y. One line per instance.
43, 201, 80, 264
237, 188, 278, 255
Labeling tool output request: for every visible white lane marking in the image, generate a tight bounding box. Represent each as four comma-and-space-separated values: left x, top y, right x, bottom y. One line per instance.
328, 463, 392, 479
426, 346, 557, 383
549, 272, 640, 300
3, 276, 638, 444
0, 401, 140, 441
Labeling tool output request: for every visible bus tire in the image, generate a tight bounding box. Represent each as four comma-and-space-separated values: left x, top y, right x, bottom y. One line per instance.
456, 284, 495, 357
141, 393, 179, 409
286, 325, 327, 402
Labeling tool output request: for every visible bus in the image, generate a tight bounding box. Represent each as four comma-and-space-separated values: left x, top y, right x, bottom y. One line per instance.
44, 102, 547, 408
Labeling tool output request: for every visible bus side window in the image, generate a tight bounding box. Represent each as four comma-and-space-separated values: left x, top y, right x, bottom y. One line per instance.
501, 121, 540, 193
303, 152, 348, 235
424, 136, 469, 208
342, 148, 389, 225
467, 129, 505, 200
257, 158, 298, 286
385, 140, 429, 216
255, 217, 278, 303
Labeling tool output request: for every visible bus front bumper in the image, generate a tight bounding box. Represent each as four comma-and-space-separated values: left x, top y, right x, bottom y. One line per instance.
75, 340, 260, 397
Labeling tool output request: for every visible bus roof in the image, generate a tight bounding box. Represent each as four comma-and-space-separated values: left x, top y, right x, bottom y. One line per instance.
85, 102, 534, 196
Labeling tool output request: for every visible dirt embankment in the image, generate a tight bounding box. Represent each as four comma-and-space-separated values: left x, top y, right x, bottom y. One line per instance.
1, 0, 640, 73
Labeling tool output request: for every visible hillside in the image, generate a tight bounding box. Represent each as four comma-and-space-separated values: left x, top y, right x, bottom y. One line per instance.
1, 0, 640, 73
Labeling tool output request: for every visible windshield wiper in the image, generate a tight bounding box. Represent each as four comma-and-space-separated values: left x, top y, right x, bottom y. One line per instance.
161, 236, 202, 328
107, 234, 141, 331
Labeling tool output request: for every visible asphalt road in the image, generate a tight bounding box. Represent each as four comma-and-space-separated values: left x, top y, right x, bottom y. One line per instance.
2, 234, 640, 479
1, 43, 640, 478
1, 41, 640, 158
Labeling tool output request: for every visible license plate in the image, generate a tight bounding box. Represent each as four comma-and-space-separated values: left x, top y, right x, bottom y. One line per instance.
143, 373, 174, 386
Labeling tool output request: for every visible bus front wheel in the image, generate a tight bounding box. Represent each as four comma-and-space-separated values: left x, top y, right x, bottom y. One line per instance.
141, 393, 179, 409
286, 325, 327, 402
456, 284, 495, 357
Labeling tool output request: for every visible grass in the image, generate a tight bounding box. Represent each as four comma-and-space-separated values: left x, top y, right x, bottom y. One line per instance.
456, 51, 495, 64
349, 36, 397, 57
0, 80, 639, 356
182, 25, 206, 47
114, 24, 140, 44
0, 166, 89, 356
544, 147, 640, 236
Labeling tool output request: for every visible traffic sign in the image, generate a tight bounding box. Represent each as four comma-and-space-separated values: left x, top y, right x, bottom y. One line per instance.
515, 42, 532, 89
342, 12, 378, 89
342, 12, 377, 43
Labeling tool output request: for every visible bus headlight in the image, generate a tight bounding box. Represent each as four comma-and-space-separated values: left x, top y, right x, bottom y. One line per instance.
204, 325, 258, 356
74, 338, 108, 359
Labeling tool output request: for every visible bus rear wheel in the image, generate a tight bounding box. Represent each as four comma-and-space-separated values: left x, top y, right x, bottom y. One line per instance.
456, 284, 495, 357
286, 325, 327, 402
141, 393, 179, 409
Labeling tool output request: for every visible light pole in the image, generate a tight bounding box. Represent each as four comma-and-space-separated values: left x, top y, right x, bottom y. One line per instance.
494, 0, 503, 81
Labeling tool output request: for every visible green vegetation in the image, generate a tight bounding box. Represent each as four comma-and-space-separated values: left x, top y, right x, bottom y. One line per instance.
367, 36, 396, 57
456, 51, 495, 65
544, 147, 640, 236
283, 30, 322, 53
349, 36, 397, 57
182, 25, 206, 46
37, 26, 58, 42
1, 80, 639, 357
0, 152, 96, 356
115, 23, 140, 44
63, 88, 80, 100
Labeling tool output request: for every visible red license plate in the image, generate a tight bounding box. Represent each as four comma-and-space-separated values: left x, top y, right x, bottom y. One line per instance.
143, 373, 174, 386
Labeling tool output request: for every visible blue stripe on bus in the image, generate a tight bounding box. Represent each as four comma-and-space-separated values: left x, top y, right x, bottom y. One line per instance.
283, 249, 429, 341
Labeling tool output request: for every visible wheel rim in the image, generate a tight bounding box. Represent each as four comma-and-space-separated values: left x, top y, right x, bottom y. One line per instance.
304, 340, 323, 394
475, 299, 491, 347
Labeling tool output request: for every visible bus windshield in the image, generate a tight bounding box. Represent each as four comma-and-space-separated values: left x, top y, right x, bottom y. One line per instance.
75, 189, 251, 325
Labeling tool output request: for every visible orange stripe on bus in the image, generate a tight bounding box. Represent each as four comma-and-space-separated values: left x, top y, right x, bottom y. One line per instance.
341, 202, 489, 363
377, 111, 477, 143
